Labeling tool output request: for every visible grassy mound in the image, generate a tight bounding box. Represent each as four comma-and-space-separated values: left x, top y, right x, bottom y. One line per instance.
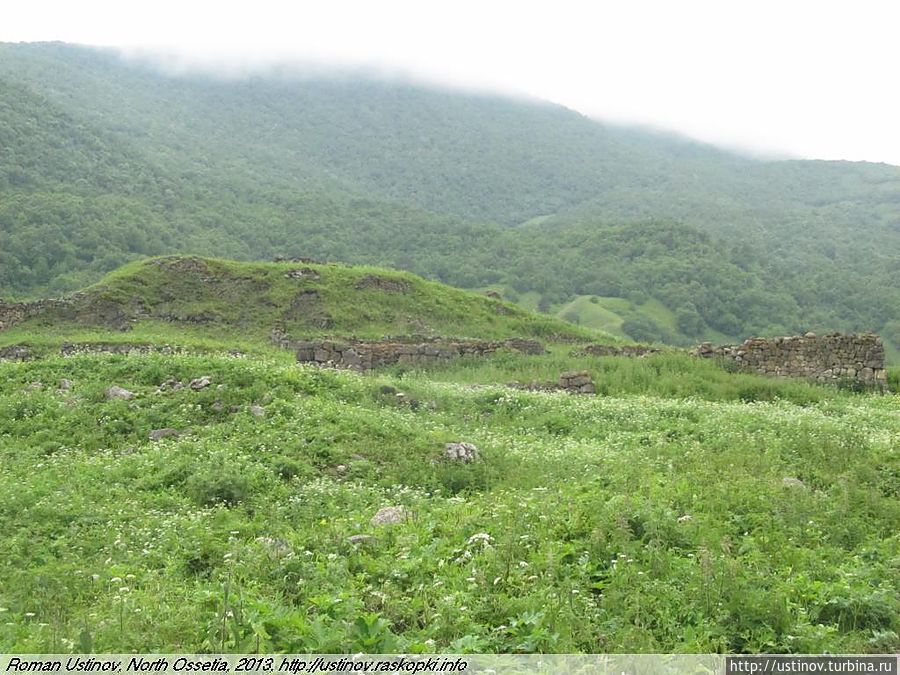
1, 256, 598, 350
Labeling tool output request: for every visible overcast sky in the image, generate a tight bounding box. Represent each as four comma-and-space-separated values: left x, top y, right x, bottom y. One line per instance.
3, 0, 900, 166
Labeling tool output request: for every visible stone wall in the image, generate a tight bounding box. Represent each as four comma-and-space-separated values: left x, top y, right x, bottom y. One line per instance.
0, 344, 32, 361
572, 343, 662, 358
0, 298, 81, 332
695, 332, 887, 388
59, 342, 190, 357
293, 337, 545, 370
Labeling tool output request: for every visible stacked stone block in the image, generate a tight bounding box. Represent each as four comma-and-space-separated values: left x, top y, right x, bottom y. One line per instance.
294, 337, 545, 371
695, 332, 887, 388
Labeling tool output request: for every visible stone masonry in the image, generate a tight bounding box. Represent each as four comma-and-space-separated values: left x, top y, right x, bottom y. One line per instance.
293, 337, 545, 370
695, 332, 887, 388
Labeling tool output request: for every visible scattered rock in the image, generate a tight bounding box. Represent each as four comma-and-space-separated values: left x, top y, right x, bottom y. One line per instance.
149, 428, 180, 442
336, 464, 348, 474
370, 506, 412, 526
249, 405, 266, 418
156, 378, 183, 393
26, 381, 43, 392
211, 401, 225, 412
189, 376, 212, 390
106, 385, 135, 400
58, 379, 73, 391
677, 514, 693, 523
445, 442, 479, 463
782, 477, 806, 489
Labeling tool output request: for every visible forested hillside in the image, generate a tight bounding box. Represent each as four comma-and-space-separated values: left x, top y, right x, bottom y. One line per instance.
1, 42, 899, 351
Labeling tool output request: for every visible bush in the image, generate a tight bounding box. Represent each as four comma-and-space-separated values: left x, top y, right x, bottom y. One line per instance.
187, 468, 251, 506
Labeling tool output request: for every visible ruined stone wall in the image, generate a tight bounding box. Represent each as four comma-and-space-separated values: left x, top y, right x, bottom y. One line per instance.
507, 371, 596, 395
0, 298, 78, 331
695, 332, 887, 388
293, 337, 545, 370
572, 343, 662, 358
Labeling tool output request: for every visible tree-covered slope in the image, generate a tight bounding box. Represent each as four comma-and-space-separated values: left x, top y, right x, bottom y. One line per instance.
1, 42, 899, 351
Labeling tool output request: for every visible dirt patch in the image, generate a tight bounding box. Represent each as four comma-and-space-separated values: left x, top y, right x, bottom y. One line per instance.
355, 275, 411, 293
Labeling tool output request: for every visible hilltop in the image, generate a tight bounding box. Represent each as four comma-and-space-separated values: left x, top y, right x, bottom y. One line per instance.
0, 256, 593, 350
1, 42, 899, 352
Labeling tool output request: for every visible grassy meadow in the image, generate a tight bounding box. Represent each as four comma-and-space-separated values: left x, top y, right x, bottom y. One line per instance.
1, 347, 897, 653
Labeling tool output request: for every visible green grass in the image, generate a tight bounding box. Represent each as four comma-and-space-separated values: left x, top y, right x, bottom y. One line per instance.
0, 351, 897, 653
382, 347, 836, 404
555, 296, 629, 337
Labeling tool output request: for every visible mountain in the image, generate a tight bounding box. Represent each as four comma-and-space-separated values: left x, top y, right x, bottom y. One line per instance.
1, 42, 899, 353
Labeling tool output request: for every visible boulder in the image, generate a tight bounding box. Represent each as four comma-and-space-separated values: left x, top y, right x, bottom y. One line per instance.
370, 506, 412, 526
444, 442, 479, 462
189, 376, 212, 390
106, 385, 135, 400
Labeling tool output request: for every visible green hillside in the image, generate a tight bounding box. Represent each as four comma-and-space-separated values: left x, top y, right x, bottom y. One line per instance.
0, 256, 593, 350
1, 42, 899, 353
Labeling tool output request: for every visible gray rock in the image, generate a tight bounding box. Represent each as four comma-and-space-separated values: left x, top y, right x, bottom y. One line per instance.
58, 379, 73, 391
106, 385, 135, 400
444, 442, 479, 463
26, 381, 43, 392
149, 428, 180, 442
782, 477, 806, 489
189, 376, 212, 390
157, 378, 183, 393
249, 405, 266, 418
370, 506, 412, 526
